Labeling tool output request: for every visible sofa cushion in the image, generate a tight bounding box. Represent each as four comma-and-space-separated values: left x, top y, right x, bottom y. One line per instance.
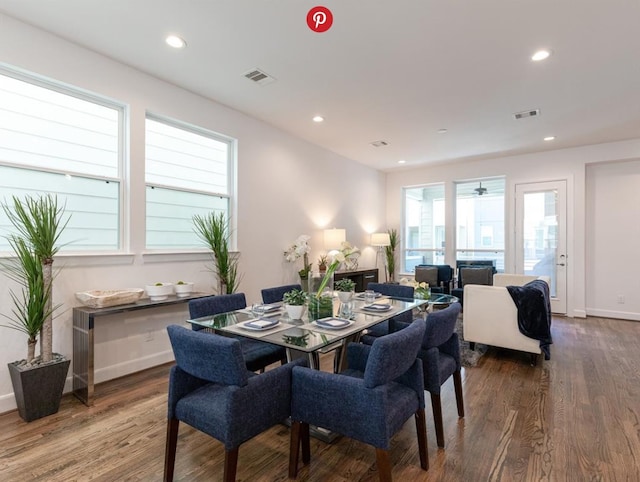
415, 266, 439, 287
459, 267, 493, 286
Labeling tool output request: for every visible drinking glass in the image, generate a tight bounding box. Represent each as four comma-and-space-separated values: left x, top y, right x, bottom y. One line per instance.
339, 300, 354, 319
364, 290, 376, 305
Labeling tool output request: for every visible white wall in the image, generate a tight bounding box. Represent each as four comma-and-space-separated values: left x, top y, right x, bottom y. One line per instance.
386, 139, 640, 320
0, 15, 387, 413
586, 159, 640, 320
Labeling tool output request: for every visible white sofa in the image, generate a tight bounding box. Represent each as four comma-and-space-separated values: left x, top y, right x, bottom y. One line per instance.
463, 274, 551, 357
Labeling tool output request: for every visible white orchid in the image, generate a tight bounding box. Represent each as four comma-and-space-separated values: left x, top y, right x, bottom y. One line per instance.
284, 234, 312, 277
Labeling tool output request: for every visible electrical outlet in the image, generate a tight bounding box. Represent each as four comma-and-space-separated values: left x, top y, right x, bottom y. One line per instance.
617, 295, 625, 304
145, 330, 154, 342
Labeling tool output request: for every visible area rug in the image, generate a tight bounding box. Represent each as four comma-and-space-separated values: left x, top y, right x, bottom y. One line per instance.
456, 313, 488, 367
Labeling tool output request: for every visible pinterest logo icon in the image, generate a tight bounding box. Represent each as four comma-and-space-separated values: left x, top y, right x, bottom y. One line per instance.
307, 6, 333, 33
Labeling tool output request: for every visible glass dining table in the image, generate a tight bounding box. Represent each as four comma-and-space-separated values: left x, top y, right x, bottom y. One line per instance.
188, 294, 428, 372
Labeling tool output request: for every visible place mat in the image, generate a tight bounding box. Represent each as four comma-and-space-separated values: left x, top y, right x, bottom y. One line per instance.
223, 319, 290, 338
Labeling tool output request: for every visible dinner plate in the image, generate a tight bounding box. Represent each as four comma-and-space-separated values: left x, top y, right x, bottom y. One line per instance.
241, 319, 281, 331
362, 303, 392, 312
313, 317, 354, 330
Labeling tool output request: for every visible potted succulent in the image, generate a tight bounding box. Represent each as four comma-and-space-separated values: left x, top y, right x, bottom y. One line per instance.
282, 288, 307, 320
317, 254, 328, 273
144, 282, 174, 301
174, 280, 194, 298
335, 278, 356, 302
0, 194, 71, 422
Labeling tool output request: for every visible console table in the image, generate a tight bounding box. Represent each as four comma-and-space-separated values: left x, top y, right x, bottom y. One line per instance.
72, 292, 211, 406
334, 267, 378, 292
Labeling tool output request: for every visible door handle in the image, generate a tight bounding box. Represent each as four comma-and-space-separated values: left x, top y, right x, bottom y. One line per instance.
556, 263, 565, 266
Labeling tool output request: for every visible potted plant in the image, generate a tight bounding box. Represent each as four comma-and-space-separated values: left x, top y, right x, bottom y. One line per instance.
282, 289, 307, 320
284, 235, 312, 291
335, 278, 356, 302
317, 254, 328, 273
174, 280, 194, 298
193, 212, 240, 294
144, 282, 174, 301
385, 228, 399, 283
0, 194, 71, 422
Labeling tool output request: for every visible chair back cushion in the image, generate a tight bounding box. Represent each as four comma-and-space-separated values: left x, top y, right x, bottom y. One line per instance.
189, 293, 247, 318
364, 318, 426, 388
366, 282, 414, 299
423, 302, 461, 349
459, 267, 494, 287
415, 266, 439, 287
167, 324, 249, 386
261, 284, 302, 304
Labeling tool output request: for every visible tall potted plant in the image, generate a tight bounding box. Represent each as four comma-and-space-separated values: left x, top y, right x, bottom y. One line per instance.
385, 228, 399, 283
193, 212, 240, 294
1, 194, 70, 422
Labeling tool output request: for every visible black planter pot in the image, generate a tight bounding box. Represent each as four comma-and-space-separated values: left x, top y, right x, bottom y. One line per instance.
8, 356, 70, 422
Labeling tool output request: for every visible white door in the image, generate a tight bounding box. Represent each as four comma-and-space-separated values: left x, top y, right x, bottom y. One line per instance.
515, 181, 567, 314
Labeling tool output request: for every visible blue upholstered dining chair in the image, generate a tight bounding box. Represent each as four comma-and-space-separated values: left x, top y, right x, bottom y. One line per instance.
360, 282, 415, 344
261, 283, 302, 304
417, 302, 464, 448
289, 318, 429, 481
164, 325, 306, 482
188, 294, 287, 373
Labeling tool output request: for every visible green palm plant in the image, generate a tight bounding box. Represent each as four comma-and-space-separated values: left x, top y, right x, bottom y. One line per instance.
385, 228, 399, 282
193, 212, 240, 294
1, 194, 68, 363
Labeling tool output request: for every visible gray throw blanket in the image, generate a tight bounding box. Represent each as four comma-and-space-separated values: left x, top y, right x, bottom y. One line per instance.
506, 280, 553, 359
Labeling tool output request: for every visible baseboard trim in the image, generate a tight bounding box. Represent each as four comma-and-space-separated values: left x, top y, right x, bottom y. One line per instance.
586, 308, 640, 321
0, 350, 175, 416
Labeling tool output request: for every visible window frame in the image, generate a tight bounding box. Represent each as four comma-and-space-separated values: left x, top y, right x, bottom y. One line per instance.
144, 112, 236, 251
0, 65, 127, 253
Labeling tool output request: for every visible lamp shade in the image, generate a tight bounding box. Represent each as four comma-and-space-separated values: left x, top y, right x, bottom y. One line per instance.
324, 228, 346, 250
371, 232, 391, 247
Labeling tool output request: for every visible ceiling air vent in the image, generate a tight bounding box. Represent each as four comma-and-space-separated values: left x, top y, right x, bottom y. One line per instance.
513, 109, 540, 120
243, 68, 276, 86
370, 140, 389, 147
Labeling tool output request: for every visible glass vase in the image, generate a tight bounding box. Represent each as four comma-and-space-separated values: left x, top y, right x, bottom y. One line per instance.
308, 294, 334, 321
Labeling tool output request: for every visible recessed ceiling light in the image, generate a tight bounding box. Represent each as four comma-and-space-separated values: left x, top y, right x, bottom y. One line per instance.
437, 128, 448, 134
544, 136, 556, 141
312, 115, 324, 123
166, 35, 186, 49
398, 160, 406, 164
531, 49, 551, 61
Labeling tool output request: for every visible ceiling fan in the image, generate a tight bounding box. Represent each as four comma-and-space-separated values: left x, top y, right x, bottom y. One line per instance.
474, 182, 488, 196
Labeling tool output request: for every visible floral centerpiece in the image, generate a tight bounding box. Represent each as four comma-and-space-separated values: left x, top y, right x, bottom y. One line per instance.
412, 281, 431, 300
284, 234, 312, 285
309, 241, 360, 320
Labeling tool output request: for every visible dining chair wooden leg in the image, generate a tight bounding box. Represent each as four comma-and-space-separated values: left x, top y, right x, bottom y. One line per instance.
301, 422, 311, 464
223, 447, 239, 482
453, 369, 465, 418
163, 418, 179, 482
374, 448, 392, 482
289, 421, 301, 478
414, 409, 429, 470
430, 392, 445, 448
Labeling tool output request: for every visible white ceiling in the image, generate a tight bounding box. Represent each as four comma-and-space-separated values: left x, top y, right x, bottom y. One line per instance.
1, 0, 639, 171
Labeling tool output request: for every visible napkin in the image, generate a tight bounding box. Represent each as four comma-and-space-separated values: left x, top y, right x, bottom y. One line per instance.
316, 318, 350, 328
244, 318, 279, 329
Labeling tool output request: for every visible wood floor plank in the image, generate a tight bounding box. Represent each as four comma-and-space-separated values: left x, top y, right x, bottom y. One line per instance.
0, 316, 639, 481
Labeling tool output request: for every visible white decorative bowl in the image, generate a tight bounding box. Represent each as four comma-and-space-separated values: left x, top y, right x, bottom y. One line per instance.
145, 283, 174, 301
174, 281, 194, 297
75, 289, 144, 308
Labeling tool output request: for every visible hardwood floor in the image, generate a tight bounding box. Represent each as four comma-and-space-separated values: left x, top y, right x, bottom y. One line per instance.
1, 316, 639, 481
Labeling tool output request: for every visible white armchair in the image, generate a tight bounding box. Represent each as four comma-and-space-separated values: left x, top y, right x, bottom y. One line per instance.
463, 274, 551, 359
